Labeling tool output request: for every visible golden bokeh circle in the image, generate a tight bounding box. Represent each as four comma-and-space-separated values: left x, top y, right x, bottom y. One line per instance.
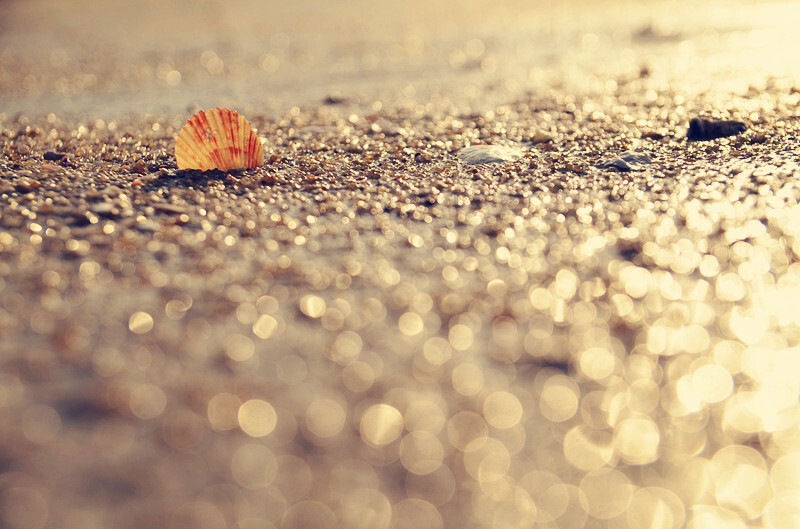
360, 404, 404, 446
128, 311, 154, 334
392, 498, 443, 529
281, 500, 337, 529
614, 416, 661, 465
129, 383, 167, 420
299, 295, 326, 318
451, 363, 484, 396
483, 391, 523, 430
238, 399, 278, 437
404, 399, 447, 434
763, 492, 800, 529
539, 377, 580, 423
626, 487, 686, 529
563, 425, 613, 470
231, 443, 278, 489
305, 398, 347, 439
463, 437, 511, 484
207, 392, 242, 431
687, 505, 746, 529
579, 468, 634, 519
399, 431, 444, 475
447, 411, 488, 452
337, 488, 392, 529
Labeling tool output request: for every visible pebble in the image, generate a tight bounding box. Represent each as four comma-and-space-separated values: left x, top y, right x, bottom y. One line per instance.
323, 94, 348, 105
377, 123, 409, 137
134, 220, 160, 232
456, 145, 523, 165
532, 130, 554, 144
90, 202, 118, 217
687, 117, 746, 141
130, 161, 147, 174
641, 130, 666, 140
13, 176, 38, 191
43, 151, 66, 161
152, 203, 188, 215
38, 163, 66, 177
599, 150, 652, 171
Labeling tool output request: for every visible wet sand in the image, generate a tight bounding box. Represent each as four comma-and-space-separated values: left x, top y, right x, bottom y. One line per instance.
2, 1, 800, 528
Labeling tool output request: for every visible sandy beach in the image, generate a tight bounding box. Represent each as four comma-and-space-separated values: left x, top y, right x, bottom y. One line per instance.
2, 1, 800, 528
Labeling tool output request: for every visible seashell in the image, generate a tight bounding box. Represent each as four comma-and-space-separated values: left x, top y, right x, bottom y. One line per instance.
175, 108, 264, 171
686, 118, 746, 142
456, 145, 523, 165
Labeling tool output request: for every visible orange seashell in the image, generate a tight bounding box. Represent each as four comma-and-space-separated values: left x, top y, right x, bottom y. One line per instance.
175, 108, 264, 171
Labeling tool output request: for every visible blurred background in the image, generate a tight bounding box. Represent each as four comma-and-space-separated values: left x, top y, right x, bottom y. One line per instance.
1, 0, 799, 117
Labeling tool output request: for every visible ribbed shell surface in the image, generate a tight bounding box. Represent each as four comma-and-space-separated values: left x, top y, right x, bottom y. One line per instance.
175, 108, 264, 171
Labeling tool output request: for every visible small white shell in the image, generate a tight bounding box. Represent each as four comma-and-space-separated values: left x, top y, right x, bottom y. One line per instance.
456, 145, 523, 165
175, 108, 264, 171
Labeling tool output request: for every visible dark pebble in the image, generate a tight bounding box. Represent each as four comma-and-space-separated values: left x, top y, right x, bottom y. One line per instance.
323, 95, 348, 105
43, 151, 66, 161
687, 118, 746, 141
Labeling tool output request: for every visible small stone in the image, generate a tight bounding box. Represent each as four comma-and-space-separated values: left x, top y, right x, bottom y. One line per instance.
90, 202, 118, 217
323, 94, 348, 105
131, 161, 148, 174
381, 124, 408, 137
641, 130, 666, 140
135, 220, 160, 232
686, 118, 746, 141
599, 151, 652, 172
43, 151, 66, 161
532, 131, 553, 144
565, 163, 587, 174
38, 163, 66, 177
457, 145, 523, 165
152, 203, 188, 215
69, 212, 95, 226
13, 177, 38, 192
